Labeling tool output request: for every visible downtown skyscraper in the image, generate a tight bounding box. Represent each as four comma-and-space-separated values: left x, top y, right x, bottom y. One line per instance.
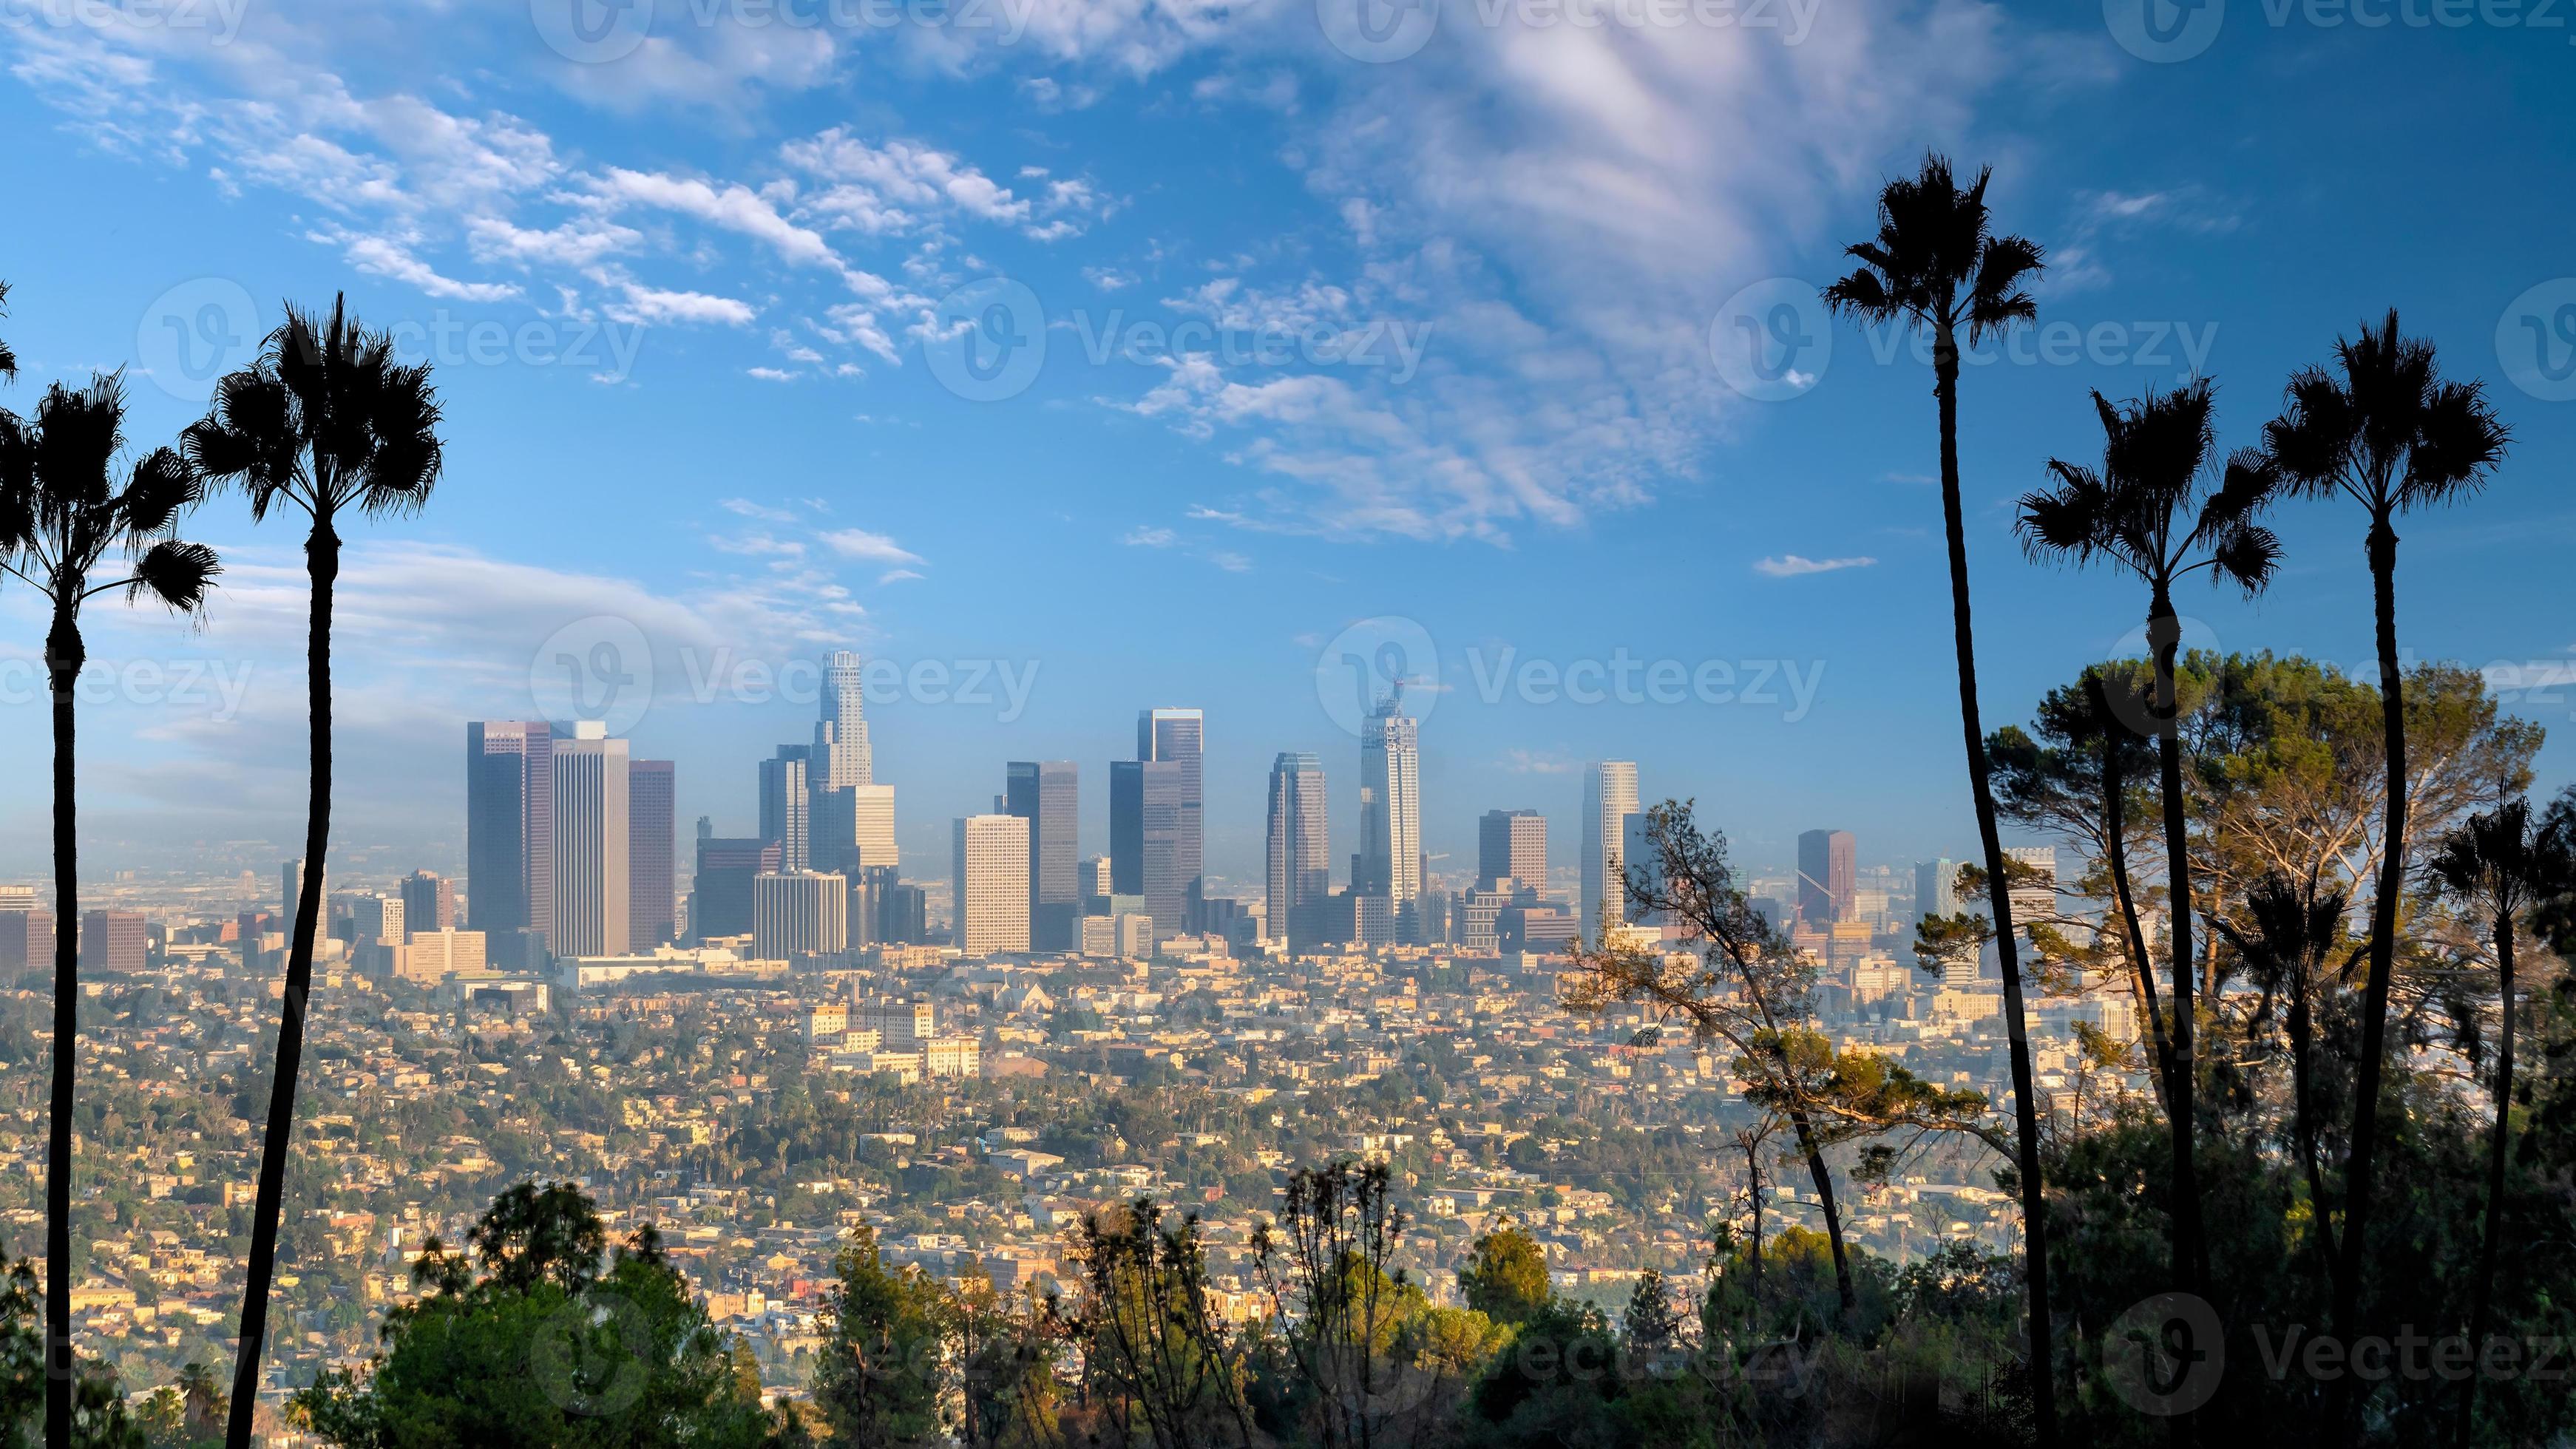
1478, 809, 1547, 890
1355, 696, 1423, 940
1265, 753, 1329, 953
1006, 761, 1078, 951
551, 722, 630, 957
1135, 707, 1204, 937
1581, 760, 1639, 937
465, 721, 552, 933
1797, 828, 1856, 926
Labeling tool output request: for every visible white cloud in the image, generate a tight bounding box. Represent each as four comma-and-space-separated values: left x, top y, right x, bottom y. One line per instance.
818, 529, 925, 566
1755, 554, 1877, 577
1123, 526, 1177, 547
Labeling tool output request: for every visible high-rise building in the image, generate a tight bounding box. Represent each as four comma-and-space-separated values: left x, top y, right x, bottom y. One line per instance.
1006, 761, 1079, 951
1797, 829, 1857, 927
818, 650, 873, 787
1478, 810, 1547, 891
1622, 812, 1666, 925
1356, 697, 1423, 939
759, 752, 810, 874
347, 895, 404, 946
629, 759, 675, 948
1111, 757, 1187, 944
0, 900, 55, 972
1580, 761, 1639, 937
465, 721, 551, 933
2006, 845, 2057, 926
79, 910, 146, 974
1914, 858, 1960, 923
550, 722, 631, 957
399, 871, 456, 935
691, 837, 776, 940
753, 870, 848, 958
1138, 708, 1204, 932
953, 814, 1031, 955
1266, 753, 1330, 954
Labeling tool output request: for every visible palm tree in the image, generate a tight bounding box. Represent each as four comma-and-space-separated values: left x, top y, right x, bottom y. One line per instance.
2426, 798, 2567, 1448
1822, 152, 2055, 1440
1, 279, 18, 381
2257, 312, 2507, 1406
0, 372, 219, 1449
184, 293, 442, 1442
2016, 380, 2282, 1314
2207, 875, 2350, 1296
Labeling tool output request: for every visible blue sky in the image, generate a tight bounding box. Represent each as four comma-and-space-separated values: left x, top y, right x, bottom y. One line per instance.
2, 0, 2573, 897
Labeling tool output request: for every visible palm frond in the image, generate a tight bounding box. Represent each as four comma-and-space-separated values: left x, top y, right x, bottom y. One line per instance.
127, 538, 220, 615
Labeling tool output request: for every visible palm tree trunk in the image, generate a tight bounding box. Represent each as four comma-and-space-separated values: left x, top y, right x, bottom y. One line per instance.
226, 522, 338, 1448
2455, 909, 2515, 1449
2286, 958, 2338, 1293
44, 611, 82, 1449
1936, 320, 2057, 1442
2331, 518, 2405, 1445
2099, 723, 2174, 1118
2151, 600, 2209, 1307
1786, 1105, 1855, 1317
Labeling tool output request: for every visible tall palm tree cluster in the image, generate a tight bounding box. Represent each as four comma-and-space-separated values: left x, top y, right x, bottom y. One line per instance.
0, 286, 440, 1449
1820, 155, 2560, 1448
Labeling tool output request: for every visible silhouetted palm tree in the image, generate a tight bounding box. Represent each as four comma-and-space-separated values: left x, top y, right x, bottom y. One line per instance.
0, 372, 218, 1449
185, 294, 442, 1445
2258, 312, 2507, 1408
2017, 379, 2282, 1314
2427, 798, 2567, 1449
0, 280, 17, 381
1822, 152, 2055, 1442
2208, 875, 2349, 1295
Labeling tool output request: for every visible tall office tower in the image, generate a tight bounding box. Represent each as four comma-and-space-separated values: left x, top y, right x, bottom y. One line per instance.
1622, 812, 1667, 925
465, 720, 552, 933
953, 814, 1032, 955
628, 759, 676, 948
1110, 758, 1187, 942
399, 871, 456, 934
1266, 753, 1330, 953
759, 752, 810, 874
1580, 761, 1640, 937
0, 902, 55, 972
79, 911, 147, 974
1914, 858, 1960, 923
819, 650, 873, 787
1138, 709, 1204, 931
692, 837, 777, 940
347, 895, 404, 946
753, 870, 848, 959
1078, 856, 1111, 908
1006, 761, 1079, 951
1356, 698, 1423, 937
550, 722, 631, 957
1797, 829, 1857, 926
2005, 844, 2058, 926
1477, 809, 1547, 891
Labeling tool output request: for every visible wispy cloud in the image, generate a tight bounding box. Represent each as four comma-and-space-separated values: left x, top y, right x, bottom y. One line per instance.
1755, 554, 1877, 578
